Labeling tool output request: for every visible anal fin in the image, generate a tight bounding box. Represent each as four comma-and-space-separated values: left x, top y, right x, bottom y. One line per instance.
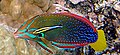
52, 42, 76, 48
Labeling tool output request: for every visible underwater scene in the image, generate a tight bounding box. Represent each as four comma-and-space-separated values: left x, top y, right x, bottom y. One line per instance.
0, 0, 120, 55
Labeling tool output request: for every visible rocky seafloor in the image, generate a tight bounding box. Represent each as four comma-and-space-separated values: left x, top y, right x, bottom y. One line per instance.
0, 0, 120, 55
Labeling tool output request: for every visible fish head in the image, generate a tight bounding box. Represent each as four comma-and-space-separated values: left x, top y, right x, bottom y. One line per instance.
13, 16, 45, 40
14, 19, 62, 41
14, 28, 47, 42
14, 28, 43, 40
14, 23, 39, 40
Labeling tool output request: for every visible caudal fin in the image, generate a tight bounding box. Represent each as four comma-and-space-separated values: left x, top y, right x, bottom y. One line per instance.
90, 30, 107, 51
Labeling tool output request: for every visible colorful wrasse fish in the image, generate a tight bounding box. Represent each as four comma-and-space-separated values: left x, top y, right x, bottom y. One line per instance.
14, 12, 107, 54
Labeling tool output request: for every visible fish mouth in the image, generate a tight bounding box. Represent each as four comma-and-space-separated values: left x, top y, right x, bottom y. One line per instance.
13, 30, 20, 39
14, 32, 22, 39
13, 34, 20, 39
13, 29, 24, 39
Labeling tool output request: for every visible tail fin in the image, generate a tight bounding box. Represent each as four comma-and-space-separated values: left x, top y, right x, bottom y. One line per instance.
90, 30, 107, 51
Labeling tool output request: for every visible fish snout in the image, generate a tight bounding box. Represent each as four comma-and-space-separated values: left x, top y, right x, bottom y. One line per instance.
14, 32, 23, 39
14, 34, 21, 39
14, 30, 20, 38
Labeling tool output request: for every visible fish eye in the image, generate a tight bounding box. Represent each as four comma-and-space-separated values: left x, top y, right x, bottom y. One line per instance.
37, 33, 45, 38
38, 33, 42, 37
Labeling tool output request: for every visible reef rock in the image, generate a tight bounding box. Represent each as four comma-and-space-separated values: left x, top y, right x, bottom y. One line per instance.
0, 0, 12, 14
69, 0, 81, 4
114, 2, 120, 12
0, 26, 16, 55
0, 0, 55, 28
9, 0, 22, 20
22, 2, 43, 19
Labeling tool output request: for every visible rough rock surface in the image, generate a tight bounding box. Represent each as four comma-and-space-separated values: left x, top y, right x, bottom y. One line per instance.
0, 0, 55, 55
0, 26, 16, 55
0, 0, 55, 28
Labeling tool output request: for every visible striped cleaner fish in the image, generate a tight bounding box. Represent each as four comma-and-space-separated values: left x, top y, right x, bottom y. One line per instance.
14, 12, 107, 54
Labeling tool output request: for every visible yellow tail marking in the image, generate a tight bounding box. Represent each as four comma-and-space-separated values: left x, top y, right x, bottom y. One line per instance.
90, 30, 107, 51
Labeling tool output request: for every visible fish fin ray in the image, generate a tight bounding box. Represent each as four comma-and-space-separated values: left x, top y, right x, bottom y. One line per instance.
90, 30, 107, 51
37, 41, 54, 54
52, 42, 76, 48
40, 37, 57, 53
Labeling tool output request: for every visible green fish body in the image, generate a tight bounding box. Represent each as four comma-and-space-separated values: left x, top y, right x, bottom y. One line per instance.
14, 12, 107, 54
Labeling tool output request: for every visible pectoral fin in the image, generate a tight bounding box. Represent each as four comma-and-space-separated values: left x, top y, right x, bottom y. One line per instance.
40, 37, 57, 53
90, 30, 107, 51
37, 41, 54, 54
27, 40, 37, 47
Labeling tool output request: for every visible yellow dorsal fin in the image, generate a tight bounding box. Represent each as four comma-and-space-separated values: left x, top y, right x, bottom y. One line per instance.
90, 30, 107, 51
